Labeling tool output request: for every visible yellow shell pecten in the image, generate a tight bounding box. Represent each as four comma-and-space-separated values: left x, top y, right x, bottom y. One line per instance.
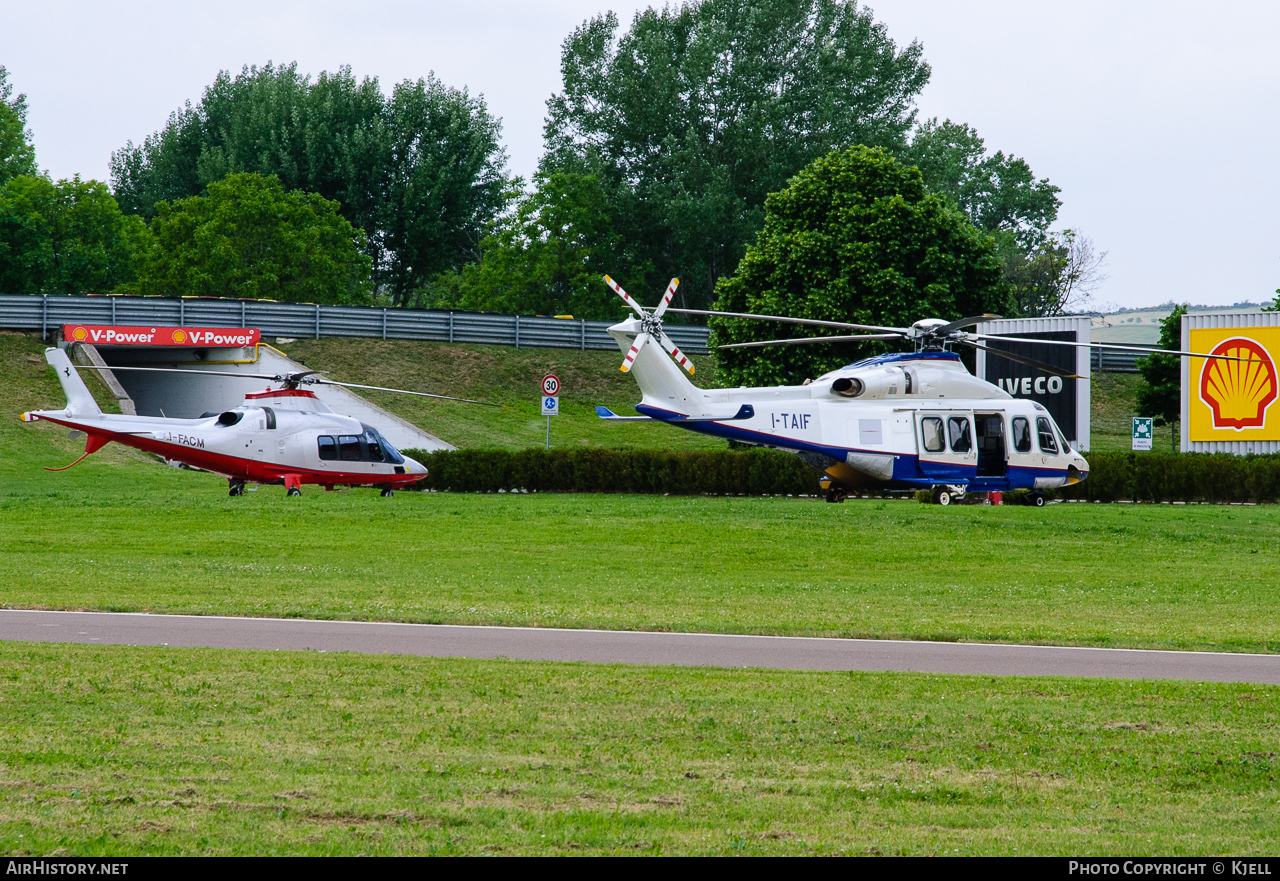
1199, 338, 1277, 430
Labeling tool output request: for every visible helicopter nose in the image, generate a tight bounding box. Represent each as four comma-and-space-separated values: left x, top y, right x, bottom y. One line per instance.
404, 456, 428, 475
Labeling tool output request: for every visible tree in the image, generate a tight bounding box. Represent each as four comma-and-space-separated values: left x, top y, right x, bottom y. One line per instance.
0, 67, 38, 187
902, 118, 1060, 249
109, 63, 511, 303
1001, 228, 1107, 317
711, 146, 1010, 387
1136, 304, 1188, 448
542, 0, 930, 310
425, 171, 625, 319
123, 172, 373, 304
0, 175, 145, 295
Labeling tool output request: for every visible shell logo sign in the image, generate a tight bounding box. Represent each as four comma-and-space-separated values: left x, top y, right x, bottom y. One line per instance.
70, 326, 89, 342
1189, 328, 1280, 441
171, 329, 188, 344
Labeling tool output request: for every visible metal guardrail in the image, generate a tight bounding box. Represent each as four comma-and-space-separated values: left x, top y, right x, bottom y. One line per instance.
0, 294, 712, 355
0, 295, 1161, 371
1091, 344, 1158, 374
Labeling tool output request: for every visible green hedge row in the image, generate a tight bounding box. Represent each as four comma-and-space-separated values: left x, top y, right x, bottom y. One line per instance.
1058, 452, 1280, 504
400, 448, 822, 496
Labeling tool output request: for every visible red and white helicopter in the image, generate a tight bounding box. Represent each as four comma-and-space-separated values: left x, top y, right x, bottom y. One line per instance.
596, 276, 1240, 505
21, 347, 491, 497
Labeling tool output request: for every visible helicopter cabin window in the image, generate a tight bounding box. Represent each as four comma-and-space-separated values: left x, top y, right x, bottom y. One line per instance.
1011, 417, 1032, 453
1036, 417, 1058, 454
339, 435, 362, 461
921, 417, 945, 453
947, 417, 972, 454
318, 436, 338, 461
364, 428, 385, 463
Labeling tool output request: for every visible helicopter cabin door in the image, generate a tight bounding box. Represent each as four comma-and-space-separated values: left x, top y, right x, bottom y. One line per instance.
974, 413, 1008, 478
915, 410, 977, 481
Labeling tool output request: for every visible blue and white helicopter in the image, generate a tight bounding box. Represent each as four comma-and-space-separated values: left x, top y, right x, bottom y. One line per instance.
593, 277, 1217, 505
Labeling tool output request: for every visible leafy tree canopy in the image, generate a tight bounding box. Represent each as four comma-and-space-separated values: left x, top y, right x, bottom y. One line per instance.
711, 146, 1010, 387
0, 67, 38, 187
1136, 303, 1188, 430
902, 118, 1060, 249
122, 172, 373, 305
542, 0, 930, 310
425, 171, 625, 320
0, 175, 144, 296
109, 63, 510, 303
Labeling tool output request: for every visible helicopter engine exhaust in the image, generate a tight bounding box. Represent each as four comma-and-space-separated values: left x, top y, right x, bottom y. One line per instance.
832, 377, 864, 397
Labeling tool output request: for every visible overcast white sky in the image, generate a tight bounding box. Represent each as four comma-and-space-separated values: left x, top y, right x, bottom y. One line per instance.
5, 0, 1278, 310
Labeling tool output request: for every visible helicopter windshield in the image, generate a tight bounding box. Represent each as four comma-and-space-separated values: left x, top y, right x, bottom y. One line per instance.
360, 424, 405, 465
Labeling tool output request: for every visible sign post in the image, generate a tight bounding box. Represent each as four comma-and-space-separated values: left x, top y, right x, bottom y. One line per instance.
1132, 417, 1154, 451
541, 374, 560, 450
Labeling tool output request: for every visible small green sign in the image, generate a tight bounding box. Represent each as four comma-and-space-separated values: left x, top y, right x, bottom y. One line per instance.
1132, 417, 1154, 451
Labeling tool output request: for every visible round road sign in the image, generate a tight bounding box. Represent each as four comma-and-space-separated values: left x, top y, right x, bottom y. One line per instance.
542, 374, 560, 396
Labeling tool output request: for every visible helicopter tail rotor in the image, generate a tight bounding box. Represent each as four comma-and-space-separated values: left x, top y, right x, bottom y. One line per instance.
606, 276, 695, 375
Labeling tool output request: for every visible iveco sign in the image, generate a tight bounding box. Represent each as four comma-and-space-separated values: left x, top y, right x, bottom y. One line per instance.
973, 316, 1092, 451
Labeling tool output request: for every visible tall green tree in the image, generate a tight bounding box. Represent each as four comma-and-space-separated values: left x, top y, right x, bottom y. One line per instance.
0, 175, 144, 295
711, 146, 1010, 387
0, 67, 38, 187
109, 63, 510, 303
542, 0, 931, 310
123, 172, 372, 304
426, 171, 624, 319
1136, 304, 1188, 447
902, 119, 1060, 249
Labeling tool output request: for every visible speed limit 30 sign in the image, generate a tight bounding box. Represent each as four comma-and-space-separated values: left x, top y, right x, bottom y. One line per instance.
542, 374, 560, 396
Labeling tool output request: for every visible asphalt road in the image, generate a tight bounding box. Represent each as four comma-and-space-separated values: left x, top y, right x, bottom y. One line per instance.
4, 609, 1279, 684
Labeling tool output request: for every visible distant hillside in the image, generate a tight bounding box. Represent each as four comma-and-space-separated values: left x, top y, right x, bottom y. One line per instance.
1090, 303, 1266, 344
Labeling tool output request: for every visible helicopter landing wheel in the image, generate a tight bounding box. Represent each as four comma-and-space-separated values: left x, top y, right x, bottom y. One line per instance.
380, 488, 394, 498
933, 488, 953, 506
287, 486, 302, 497
228, 480, 245, 497
824, 488, 846, 503
1029, 492, 1046, 507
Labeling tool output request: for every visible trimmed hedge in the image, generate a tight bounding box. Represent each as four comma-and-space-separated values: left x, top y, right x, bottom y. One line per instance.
401, 448, 822, 496
1057, 452, 1280, 504
401, 448, 1280, 503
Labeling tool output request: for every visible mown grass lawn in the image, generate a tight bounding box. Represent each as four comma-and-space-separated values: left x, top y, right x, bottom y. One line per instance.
3, 331, 1279, 652
1, 642, 1276, 856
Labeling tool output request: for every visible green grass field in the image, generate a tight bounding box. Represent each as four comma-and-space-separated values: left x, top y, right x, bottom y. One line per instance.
3, 330, 1278, 855
2, 643, 1277, 856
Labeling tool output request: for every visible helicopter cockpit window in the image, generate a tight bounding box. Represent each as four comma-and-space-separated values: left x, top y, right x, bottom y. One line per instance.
1011, 417, 1032, 453
339, 435, 362, 461
360, 424, 405, 465
947, 417, 972, 454
364, 428, 385, 463
318, 436, 337, 461
921, 417, 945, 453
1036, 417, 1058, 455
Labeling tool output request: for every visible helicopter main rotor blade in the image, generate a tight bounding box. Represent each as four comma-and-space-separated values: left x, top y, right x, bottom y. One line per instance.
620, 332, 651, 373
665, 308, 910, 335
72, 364, 287, 381
309, 378, 501, 407
604, 274, 648, 318
960, 341, 1084, 379
652, 278, 680, 320
934, 314, 1002, 335
975, 334, 1259, 364
718, 333, 905, 350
